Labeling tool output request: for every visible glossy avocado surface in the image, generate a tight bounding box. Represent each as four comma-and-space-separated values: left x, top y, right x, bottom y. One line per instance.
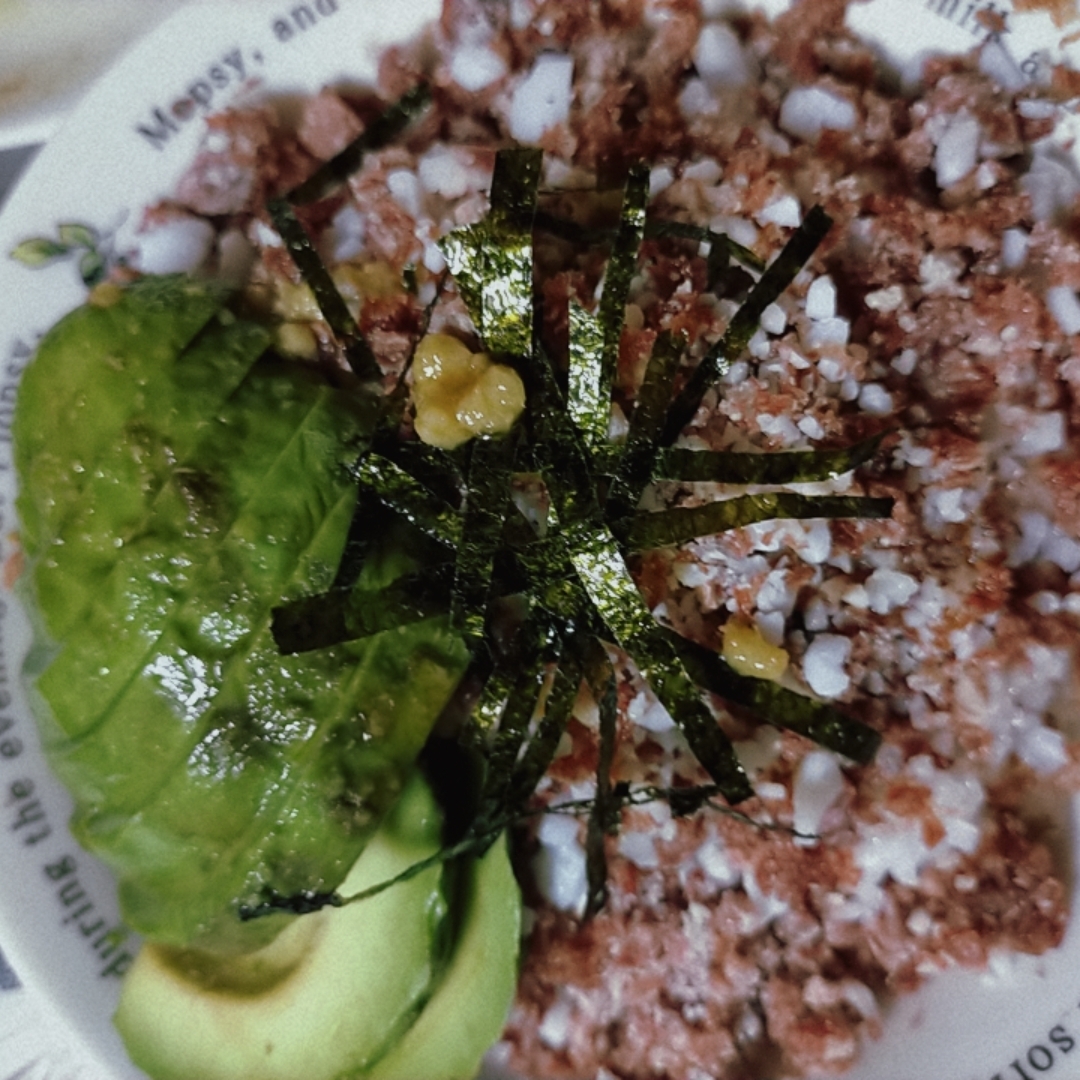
14, 276, 470, 952
114, 773, 450, 1080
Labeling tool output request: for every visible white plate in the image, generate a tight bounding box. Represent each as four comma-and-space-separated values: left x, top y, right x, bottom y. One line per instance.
0, 0, 191, 150
2, 2, 1080, 1079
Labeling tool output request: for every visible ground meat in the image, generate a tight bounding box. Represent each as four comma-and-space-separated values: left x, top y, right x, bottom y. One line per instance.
175, 109, 311, 217
296, 88, 364, 160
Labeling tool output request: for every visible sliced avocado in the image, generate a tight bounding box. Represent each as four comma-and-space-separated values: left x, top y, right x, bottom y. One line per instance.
19, 313, 271, 644
115, 799, 522, 1080
19, 276, 524, 1073
32, 353, 372, 741
101, 614, 466, 953
114, 773, 452, 1080
365, 832, 521, 1080
14, 278, 469, 952
13, 275, 229, 561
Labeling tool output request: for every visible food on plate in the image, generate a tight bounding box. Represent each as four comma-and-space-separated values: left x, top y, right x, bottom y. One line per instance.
12, 0, 1080, 1078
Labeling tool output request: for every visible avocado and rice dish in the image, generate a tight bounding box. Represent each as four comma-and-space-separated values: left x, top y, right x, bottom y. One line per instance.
12, 1, 1080, 1078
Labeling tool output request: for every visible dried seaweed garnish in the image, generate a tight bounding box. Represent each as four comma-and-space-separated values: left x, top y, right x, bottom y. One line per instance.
568, 300, 608, 451
373, 436, 465, 506
240, 772, 823, 920
452, 435, 518, 646
653, 431, 889, 484
468, 619, 572, 846
671, 634, 881, 765
583, 638, 619, 917
271, 566, 453, 655
499, 636, 585, 819
478, 650, 548, 776
239, 889, 344, 920
661, 205, 833, 445
264, 144, 895, 919
624, 493, 895, 551
598, 166, 649, 395
560, 522, 748, 802
605, 330, 685, 523
532, 209, 611, 246
566, 165, 649, 459
266, 198, 380, 382
266, 88, 436, 385
644, 219, 765, 273
522, 342, 605, 525
287, 83, 433, 206
439, 148, 541, 356
371, 266, 452, 439
533, 210, 765, 274
352, 452, 463, 547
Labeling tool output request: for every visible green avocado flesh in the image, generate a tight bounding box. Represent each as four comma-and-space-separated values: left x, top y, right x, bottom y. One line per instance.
13, 276, 471, 952
115, 773, 520, 1080
364, 829, 521, 1080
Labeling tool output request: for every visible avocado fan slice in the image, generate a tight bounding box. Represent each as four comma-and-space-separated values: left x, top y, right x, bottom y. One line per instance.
113, 773, 462, 1080
14, 277, 468, 952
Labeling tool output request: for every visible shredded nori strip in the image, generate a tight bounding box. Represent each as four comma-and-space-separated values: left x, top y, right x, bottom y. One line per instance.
582, 638, 618, 917
564, 522, 752, 801
352, 452, 463, 547
266, 198, 381, 382
239, 889, 343, 920
287, 83, 433, 205
240, 764, 834, 919
563, 166, 649, 462
532, 209, 611, 247
533, 212, 766, 275
440, 148, 542, 357
624, 493, 895, 550
644, 219, 766, 272
371, 436, 465, 510
606, 330, 685, 523
568, 301, 608, 452
469, 617, 566, 846
271, 566, 453, 654
598, 165, 650, 395
270, 496, 404, 655
661, 205, 833, 445
499, 637, 585, 817
672, 633, 881, 764
470, 660, 515, 736
705, 240, 752, 302
522, 343, 605, 526
652, 432, 889, 484
452, 435, 518, 646
330, 494, 395, 593
245, 815, 515, 918
480, 655, 548, 783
